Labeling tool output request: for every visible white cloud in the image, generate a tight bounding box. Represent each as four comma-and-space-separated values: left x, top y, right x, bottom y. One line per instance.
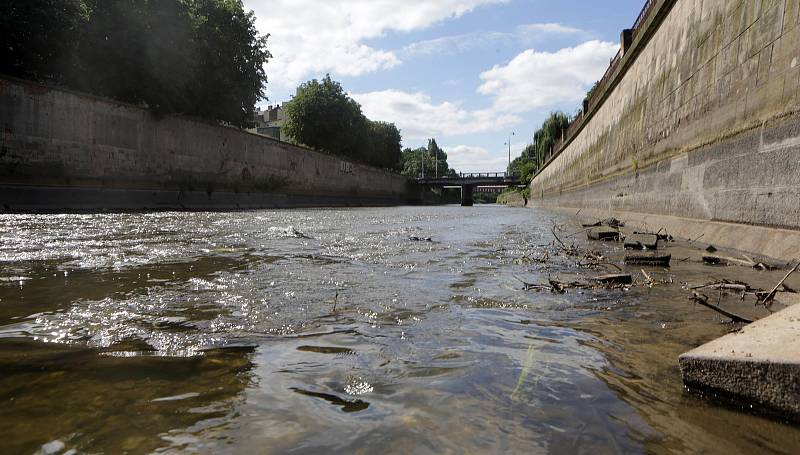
402, 23, 584, 57
353, 90, 522, 140
245, 0, 508, 89
354, 40, 618, 141
478, 40, 618, 113
519, 23, 582, 34
444, 145, 512, 173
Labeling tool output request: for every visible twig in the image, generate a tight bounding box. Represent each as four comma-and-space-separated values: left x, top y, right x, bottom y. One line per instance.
565, 226, 594, 239
551, 225, 568, 250
514, 275, 553, 291
761, 260, 800, 308
641, 269, 652, 283
690, 292, 753, 324
688, 233, 705, 244
690, 283, 750, 292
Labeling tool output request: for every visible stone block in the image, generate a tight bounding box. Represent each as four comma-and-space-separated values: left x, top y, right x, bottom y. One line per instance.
679, 303, 800, 416
624, 233, 659, 250
587, 227, 620, 241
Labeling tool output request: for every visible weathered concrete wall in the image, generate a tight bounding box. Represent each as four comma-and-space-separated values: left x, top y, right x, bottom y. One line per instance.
0, 77, 413, 210
531, 0, 800, 254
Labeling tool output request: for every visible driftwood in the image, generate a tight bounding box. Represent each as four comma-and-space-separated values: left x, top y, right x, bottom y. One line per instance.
551, 224, 581, 256
593, 273, 633, 285
690, 292, 753, 324
760, 261, 800, 308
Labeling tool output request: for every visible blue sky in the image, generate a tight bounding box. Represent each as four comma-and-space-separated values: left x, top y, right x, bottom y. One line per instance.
244, 0, 645, 172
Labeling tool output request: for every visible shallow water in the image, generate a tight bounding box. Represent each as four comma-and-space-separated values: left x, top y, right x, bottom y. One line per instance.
1, 206, 799, 454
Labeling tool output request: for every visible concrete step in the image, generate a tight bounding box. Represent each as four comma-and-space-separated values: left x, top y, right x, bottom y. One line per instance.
679, 302, 800, 416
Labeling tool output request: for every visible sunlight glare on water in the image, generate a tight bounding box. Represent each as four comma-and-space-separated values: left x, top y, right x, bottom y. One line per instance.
1, 206, 799, 454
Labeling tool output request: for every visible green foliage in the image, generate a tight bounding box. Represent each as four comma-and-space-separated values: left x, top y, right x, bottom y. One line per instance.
583, 81, 600, 107
186, 0, 271, 126
400, 140, 456, 178
2, 0, 271, 127
283, 75, 403, 170
283, 75, 367, 160
367, 121, 403, 169
507, 111, 570, 182
74, 0, 197, 115
0, 0, 89, 82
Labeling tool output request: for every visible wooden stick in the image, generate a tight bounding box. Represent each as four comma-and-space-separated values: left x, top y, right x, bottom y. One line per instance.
762, 260, 800, 308
690, 283, 750, 292
641, 269, 652, 283
690, 292, 753, 324
514, 275, 553, 291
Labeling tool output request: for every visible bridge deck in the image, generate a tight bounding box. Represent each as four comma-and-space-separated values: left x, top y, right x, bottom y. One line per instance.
416, 172, 521, 186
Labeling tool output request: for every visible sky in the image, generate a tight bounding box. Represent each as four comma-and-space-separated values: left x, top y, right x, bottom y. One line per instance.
243, 0, 645, 173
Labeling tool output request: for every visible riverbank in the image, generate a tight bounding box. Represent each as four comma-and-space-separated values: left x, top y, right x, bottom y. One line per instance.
0, 76, 416, 211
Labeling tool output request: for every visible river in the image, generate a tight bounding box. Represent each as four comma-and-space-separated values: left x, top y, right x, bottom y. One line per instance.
1, 205, 799, 454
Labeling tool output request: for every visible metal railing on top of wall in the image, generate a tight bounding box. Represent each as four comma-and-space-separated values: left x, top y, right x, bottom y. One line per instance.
536, 0, 667, 177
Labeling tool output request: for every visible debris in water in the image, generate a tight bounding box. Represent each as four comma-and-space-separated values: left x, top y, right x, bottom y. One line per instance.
587, 227, 620, 241
625, 252, 671, 266
689, 292, 753, 324
592, 273, 633, 285
759, 260, 800, 309
624, 233, 659, 250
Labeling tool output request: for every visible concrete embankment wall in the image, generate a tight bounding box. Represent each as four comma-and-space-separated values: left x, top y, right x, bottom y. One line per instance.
0, 77, 413, 211
530, 0, 800, 260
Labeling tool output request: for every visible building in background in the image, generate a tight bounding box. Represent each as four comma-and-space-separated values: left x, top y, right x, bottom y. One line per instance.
250, 104, 285, 140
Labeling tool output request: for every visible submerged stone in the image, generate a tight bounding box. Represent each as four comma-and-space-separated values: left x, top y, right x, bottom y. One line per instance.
624, 233, 659, 250
588, 227, 620, 241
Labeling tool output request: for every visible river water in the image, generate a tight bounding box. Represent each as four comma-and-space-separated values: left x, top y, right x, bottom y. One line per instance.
1, 205, 799, 454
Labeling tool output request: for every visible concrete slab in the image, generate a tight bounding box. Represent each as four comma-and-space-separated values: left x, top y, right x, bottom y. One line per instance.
679, 303, 800, 416
624, 233, 659, 250
588, 227, 620, 241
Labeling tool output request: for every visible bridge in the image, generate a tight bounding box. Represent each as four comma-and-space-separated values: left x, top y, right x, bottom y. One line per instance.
416, 172, 522, 206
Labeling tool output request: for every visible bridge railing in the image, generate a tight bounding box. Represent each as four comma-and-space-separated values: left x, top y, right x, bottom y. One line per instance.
417, 172, 517, 180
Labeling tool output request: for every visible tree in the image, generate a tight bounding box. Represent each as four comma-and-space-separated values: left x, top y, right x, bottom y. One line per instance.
186, 0, 271, 126
284, 75, 404, 170
283, 75, 368, 160
507, 111, 570, 182
400, 139, 456, 178
367, 121, 403, 170
2, 0, 271, 127
0, 0, 89, 82
427, 139, 450, 177
72, 0, 197, 115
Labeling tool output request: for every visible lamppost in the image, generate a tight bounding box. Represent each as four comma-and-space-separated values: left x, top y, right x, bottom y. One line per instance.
420, 148, 425, 179
504, 132, 515, 175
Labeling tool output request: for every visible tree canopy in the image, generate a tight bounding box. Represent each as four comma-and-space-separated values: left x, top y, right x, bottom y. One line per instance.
507, 111, 570, 184
1, 0, 270, 127
400, 139, 456, 178
283, 75, 403, 170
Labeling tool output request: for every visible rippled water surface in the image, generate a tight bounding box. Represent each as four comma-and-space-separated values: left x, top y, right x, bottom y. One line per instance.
1, 206, 799, 454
